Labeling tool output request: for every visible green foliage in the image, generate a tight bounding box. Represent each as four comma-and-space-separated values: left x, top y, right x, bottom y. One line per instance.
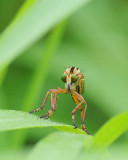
92, 112, 128, 150
0, 0, 89, 71
0, 110, 128, 159
28, 132, 86, 160
0, 110, 85, 134
0, 0, 128, 159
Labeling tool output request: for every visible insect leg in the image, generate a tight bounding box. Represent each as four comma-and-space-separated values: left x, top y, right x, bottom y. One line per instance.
40, 88, 67, 119
71, 90, 90, 135
29, 91, 50, 113
40, 93, 54, 119
52, 87, 60, 112
44, 93, 58, 119
71, 99, 83, 129
81, 100, 90, 135
72, 95, 83, 127
54, 93, 57, 111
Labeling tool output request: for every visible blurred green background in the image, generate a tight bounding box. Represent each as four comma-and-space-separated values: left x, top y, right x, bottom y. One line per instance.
0, 0, 128, 159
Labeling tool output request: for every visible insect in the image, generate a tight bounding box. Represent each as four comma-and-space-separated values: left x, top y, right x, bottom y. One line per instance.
30, 66, 90, 135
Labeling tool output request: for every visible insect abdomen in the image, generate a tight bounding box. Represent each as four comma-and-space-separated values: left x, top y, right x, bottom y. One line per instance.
76, 85, 80, 94
80, 78, 84, 94
76, 78, 84, 94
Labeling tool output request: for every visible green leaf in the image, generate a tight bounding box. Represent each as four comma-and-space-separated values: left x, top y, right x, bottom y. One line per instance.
27, 132, 111, 160
27, 131, 86, 160
0, 110, 86, 135
91, 112, 128, 150
0, 150, 28, 160
0, 0, 90, 71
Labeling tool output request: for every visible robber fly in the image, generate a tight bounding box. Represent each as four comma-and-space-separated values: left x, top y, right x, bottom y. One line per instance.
30, 66, 90, 135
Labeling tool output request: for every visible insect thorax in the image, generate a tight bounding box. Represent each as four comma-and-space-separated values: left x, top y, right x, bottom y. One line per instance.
64, 73, 84, 94
64, 67, 85, 94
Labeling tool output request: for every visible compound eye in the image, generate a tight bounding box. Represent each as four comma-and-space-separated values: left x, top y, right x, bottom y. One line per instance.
71, 74, 78, 83
61, 73, 67, 83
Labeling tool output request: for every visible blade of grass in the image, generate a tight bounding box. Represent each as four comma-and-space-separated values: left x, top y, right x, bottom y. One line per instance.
0, 66, 9, 150
22, 20, 67, 111
0, 110, 86, 135
0, 66, 8, 87
75, 112, 128, 159
91, 112, 128, 150
0, 0, 91, 71
10, 20, 67, 149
